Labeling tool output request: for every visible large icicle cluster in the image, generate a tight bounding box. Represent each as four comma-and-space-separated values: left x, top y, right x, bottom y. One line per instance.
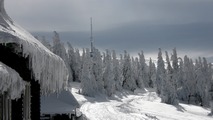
0, 0, 68, 94
0, 62, 25, 99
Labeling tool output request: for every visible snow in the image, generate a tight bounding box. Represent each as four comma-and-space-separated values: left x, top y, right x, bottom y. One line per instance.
41, 90, 79, 115
70, 82, 212, 120
0, 0, 68, 94
0, 62, 25, 99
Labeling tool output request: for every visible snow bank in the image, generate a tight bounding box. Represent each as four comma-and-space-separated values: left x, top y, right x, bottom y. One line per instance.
0, 0, 68, 94
0, 62, 25, 99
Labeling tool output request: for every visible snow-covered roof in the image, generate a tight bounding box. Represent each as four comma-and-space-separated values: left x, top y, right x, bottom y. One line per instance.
41, 90, 80, 114
0, 0, 68, 94
0, 62, 25, 99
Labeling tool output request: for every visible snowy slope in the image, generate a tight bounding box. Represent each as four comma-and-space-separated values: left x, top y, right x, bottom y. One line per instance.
70, 82, 212, 120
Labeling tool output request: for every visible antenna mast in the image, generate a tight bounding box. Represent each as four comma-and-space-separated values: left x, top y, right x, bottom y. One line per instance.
90, 17, 94, 55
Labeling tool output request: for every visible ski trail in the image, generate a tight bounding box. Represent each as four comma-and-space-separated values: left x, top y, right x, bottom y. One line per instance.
78, 88, 212, 120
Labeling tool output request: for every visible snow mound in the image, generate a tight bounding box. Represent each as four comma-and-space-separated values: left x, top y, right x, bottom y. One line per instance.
0, 0, 68, 94
0, 62, 25, 99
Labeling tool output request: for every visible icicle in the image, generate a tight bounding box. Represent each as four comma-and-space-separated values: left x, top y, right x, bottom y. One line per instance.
0, 0, 69, 94
0, 62, 26, 99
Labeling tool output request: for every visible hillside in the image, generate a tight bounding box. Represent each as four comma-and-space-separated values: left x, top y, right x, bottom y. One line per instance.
70, 82, 212, 120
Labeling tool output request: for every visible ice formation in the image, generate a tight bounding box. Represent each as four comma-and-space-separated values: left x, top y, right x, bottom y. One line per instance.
0, 0, 68, 94
0, 62, 25, 99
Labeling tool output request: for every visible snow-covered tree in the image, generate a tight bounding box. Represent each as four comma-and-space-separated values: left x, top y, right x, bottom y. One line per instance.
202, 57, 212, 106
148, 58, 156, 88
138, 51, 148, 88
52, 31, 73, 82
67, 42, 76, 81
92, 48, 104, 93
181, 56, 196, 102
80, 48, 97, 97
112, 50, 123, 91
74, 48, 82, 82
193, 57, 212, 106
38, 36, 52, 50
171, 48, 178, 90
103, 49, 115, 96
132, 57, 140, 88
209, 69, 213, 114
177, 57, 184, 89
122, 51, 137, 92
194, 57, 206, 106
156, 48, 165, 95
161, 51, 178, 105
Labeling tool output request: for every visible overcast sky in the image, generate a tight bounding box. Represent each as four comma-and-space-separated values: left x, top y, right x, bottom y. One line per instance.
5, 0, 213, 59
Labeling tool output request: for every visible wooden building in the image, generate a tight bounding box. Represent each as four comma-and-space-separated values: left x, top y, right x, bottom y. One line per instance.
0, 0, 69, 119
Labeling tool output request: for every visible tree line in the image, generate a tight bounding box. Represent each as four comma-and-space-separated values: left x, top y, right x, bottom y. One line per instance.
36, 31, 213, 114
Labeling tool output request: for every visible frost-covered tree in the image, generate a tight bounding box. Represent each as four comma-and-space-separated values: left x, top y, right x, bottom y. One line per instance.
122, 51, 137, 92
132, 57, 141, 88
112, 50, 123, 91
80, 48, 97, 97
193, 57, 212, 106
148, 58, 156, 88
209, 73, 213, 114
74, 48, 82, 82
202, 57, 212, 106
52, 31, 73, 82
92, 48, 104, 93
161, 51, 178, 105
103, 49, 115, 96
138, 51, 148, 88
67, 42, 76, 81
156, 48, 165, 95
194, 58, 206, 106
39, 36, 52, 50
171, 48, 178, 90
181, 56, 196, 102
177, 58, 184, 88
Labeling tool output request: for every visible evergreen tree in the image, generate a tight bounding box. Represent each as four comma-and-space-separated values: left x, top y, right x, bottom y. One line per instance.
148, 58, 156, 88
39, 36, 52, 50
67, 42, 76, 81
112, 50, 123, 91
74, 48, 82, 82
182, 56, 196, 103
194, 57, 206, 106
177, 58, 184, 89
171, 48, 178, 90
92, 48, 104, 93
161, 51, 178, 105
52, 31, 73, 82
138, 51, 148, 88
209, 72, 213, 114
202, 57, 211, 106
132, 57, 141, 88
80, 48, 97, 97
122, 51, 137, 92
103, 50, 115, 96
156, 48, 165, 95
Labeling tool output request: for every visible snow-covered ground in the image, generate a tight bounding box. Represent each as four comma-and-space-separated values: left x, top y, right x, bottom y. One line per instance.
70, 82, 212, 120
